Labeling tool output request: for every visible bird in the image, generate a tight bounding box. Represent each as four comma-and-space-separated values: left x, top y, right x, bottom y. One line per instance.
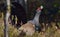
28, 5, 43, 31
18, 6, 43, 36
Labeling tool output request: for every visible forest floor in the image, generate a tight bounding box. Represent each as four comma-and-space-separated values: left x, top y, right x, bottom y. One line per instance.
0, 18, 60, 37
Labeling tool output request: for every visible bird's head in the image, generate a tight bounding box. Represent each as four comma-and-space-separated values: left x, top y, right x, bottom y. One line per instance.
36, 5, 43, 12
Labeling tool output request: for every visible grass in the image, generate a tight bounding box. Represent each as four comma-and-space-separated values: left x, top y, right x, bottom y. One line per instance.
0, 18, 60, 37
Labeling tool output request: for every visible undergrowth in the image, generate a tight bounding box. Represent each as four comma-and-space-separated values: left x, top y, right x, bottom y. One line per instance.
0, 18, 60, 37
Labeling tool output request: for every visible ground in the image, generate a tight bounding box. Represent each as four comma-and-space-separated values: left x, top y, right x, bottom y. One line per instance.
0, 18, 60, 37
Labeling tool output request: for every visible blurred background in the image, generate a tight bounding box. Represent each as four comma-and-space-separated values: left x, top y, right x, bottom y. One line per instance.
0, 0, 60, 37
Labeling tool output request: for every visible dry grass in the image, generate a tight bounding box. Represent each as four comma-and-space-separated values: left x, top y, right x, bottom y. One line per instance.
0, 18, 60, 37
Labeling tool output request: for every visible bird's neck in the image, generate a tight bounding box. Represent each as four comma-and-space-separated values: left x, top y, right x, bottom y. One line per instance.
33, 11, 41, 20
